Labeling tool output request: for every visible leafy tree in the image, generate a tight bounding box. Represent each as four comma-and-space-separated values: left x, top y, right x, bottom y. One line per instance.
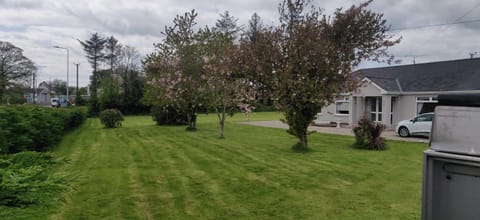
143, 10, 207, 130
78, 33, 107, 115
0, 41, 36, 102
202, 12, 249, 138
268, 0, 399, 150
50, 79, 67, 95
98, 70, 121, 110
1, 84, 28, 104
239, 14, 277, 107
117, 45, 146, 114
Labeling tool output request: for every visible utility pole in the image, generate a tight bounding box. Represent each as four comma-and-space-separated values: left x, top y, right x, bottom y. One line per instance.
32, 70, 36, 104
403, 54, 427, 64
74, 63, 80, 95
53, 46, 69, 104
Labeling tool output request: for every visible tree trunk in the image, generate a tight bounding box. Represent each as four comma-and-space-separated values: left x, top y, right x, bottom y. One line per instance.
187, 112, 192, 129
296, 129, 309, 151
186, 109, 197, 131
217, 101, 227, 139
192, 113, 197, 129
219, 119, 225, 139
300, 133, 308, 148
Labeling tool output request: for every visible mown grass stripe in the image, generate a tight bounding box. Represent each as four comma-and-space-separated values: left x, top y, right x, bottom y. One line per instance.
2, 112, 427, 220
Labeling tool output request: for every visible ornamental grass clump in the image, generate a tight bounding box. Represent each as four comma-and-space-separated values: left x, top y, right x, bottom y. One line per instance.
99, 109, 124, 128
352, 117, 386, 150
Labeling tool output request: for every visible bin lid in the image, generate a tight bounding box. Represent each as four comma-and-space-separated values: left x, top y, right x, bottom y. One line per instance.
438, 94, 480, 107
431, 105, 480, 156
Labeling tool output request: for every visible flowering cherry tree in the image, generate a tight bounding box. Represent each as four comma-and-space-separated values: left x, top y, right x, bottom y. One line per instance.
202, 28, 253, 138
143, 10, 207, 130
267, 0, 400, 150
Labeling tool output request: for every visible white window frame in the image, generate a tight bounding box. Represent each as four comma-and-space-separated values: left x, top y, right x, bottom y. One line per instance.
370, 97, 382, 122
335, 97, 350, 116
415, 96, 438, 115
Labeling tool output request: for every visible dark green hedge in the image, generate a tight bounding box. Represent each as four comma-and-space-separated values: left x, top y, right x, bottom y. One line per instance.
0, 106, 87, 154
0, 151, 68, 207
151, 106, 188, 125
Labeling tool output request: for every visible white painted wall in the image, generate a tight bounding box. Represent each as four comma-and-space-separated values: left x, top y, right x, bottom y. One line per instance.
353, 80, 384, 97
315, 95, 351, 125
314, 80, 444, 128
395, 95, 417, 123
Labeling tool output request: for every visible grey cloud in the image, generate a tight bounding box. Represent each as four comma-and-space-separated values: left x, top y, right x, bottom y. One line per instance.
0, 0, 44, 9
1, 0, 480, 87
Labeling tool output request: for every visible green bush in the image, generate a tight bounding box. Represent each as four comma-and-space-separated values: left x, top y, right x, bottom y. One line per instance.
151, 106, 188, 125
352, 117, 386, 150
253, 102, 276, 112
0, 152, 67, 207
0, 106, 87, 154
99, 109, 124, 128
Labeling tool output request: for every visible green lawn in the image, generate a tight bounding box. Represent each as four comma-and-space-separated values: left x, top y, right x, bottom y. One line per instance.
1, 112, 428, 219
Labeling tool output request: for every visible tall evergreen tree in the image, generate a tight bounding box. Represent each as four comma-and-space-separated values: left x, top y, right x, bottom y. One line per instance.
78, 33, 107, 115
215, 11, 241, 41
104, 36, 122, 72
246, 13, 263, 43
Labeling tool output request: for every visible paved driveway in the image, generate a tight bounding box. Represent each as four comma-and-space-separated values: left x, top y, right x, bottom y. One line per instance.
239, 120, 429, 143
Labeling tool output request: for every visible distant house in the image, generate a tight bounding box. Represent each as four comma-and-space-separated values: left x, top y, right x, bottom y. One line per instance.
315, 58, 480, 128
24, 82, 51, 105
36, 83, 51, 105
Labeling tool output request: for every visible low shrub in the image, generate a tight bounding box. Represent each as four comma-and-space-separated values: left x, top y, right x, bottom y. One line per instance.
352, 117, 387, 150
151, 106, 188, 125
253, 102, 276, 112
0, 152, 68, 207
0, 106, 87, 154
99, 109, 124, 128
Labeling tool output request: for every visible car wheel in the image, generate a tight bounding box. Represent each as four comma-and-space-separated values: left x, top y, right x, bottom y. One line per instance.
398, 127, 410, 137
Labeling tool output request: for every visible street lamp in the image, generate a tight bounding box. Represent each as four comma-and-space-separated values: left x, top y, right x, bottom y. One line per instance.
53, 45, 69, 103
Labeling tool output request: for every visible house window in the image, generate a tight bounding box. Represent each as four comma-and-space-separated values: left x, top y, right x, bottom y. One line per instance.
366, 97, 382, 122
416, 96, 438, 115
335, 97, 350, 115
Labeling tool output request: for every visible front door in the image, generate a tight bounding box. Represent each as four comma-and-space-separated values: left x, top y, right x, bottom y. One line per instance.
391, 97, 397, 126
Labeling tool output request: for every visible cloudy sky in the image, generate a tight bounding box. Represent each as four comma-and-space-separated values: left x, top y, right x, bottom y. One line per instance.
1, 0, 480, 87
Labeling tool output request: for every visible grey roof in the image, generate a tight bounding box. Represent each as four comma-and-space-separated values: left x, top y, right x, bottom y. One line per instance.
354, 58, 480, 92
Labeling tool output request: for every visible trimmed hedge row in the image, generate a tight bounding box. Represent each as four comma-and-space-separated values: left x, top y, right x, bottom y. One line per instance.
0, 151, 68, 207
0, 106, 87, 154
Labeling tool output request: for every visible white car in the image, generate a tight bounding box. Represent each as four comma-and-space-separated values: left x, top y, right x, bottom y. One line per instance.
396, 113, 434, 137
51, 98, 60, 107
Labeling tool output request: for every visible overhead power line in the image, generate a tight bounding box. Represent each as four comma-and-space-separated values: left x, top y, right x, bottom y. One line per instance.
390, 18, 480, 31
417, 2, 480, 48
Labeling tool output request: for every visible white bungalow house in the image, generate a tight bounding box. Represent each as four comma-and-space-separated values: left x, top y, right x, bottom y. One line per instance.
315, 58, 480, 128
